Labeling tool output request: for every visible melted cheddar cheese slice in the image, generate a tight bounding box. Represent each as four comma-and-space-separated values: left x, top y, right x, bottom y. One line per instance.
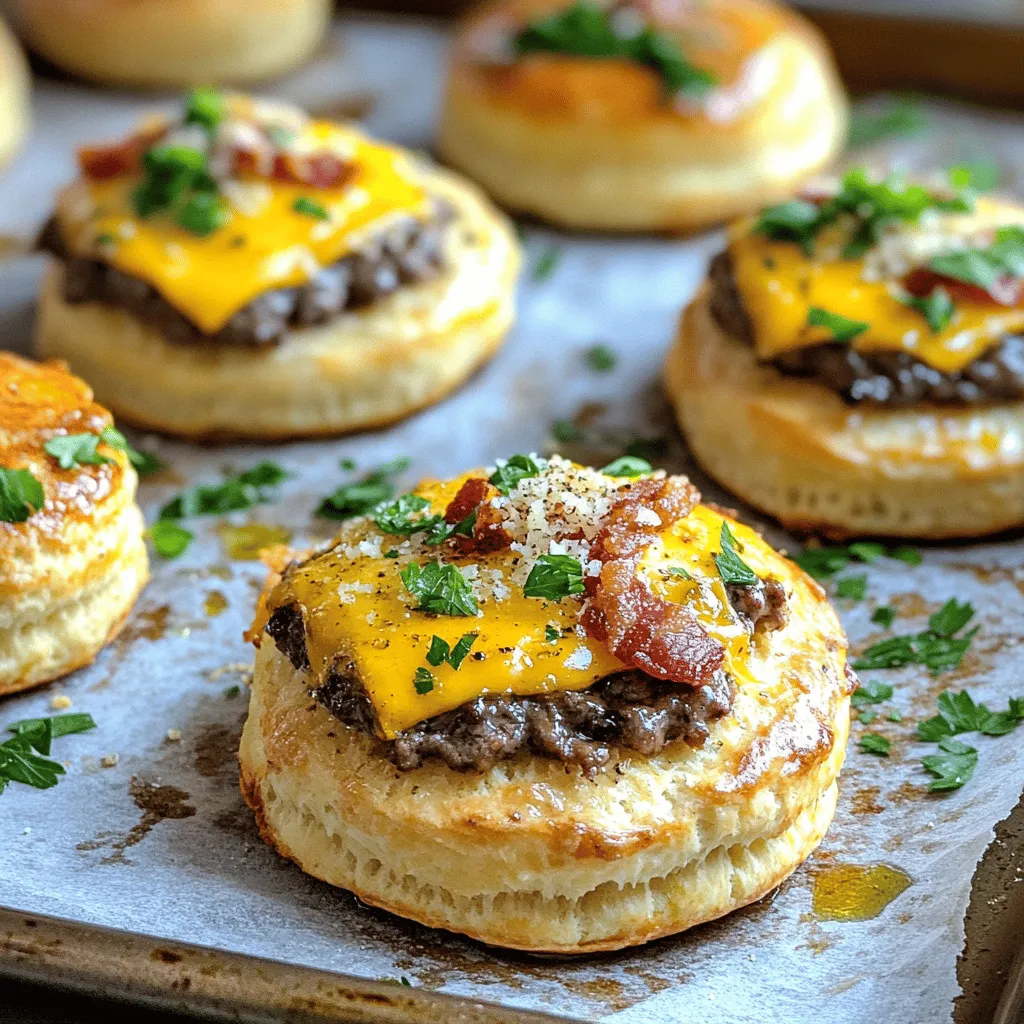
56, 122, 430, 334
271, 474, 786, 738
729, 216, 1024, 376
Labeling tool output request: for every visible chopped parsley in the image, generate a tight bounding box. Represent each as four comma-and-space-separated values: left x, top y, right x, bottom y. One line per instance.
755, 168, 970, 259
523, 554, 585, 601
489, 454, 544, 495
871, 605, 896, 629
43, 425, 160, 476
160, 461, 288, 519
426, 633, 478, 670
916, 689, 1024, 742
132, 141, 229, 237
375, 494, 442, 536
714, 522, 757, 587
532, 244, 562, 282
847, 98, 929, 147
514, 0, 715, 100
184, 87, 225, 135
857, 710, 878, 725
413, 667, 435, 695
545, 624, 561, 643
318, 457, 410, 520
858, 733, 891, 757
835, 574, 868, 601
585, 344, 617, 372
294, 196, 330, 220
400, 561, 478, 617
807, 306, 870, 344
852, 598, 978, 673
948, 160, 1002, 193
794, 542, 919, 581
899, 286, 955, 333
0, 713, 96, 795
600, 455, 651, 478
148, 520, 194, 559
929, 226, 1024, 294
666, 566, 692, 579
0, 467, 44, 523
921, 738, 977, 792
851, 681, 894, 708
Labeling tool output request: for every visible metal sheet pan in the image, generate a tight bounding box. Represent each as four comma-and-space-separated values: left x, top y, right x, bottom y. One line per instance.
1, 15, 1023, 1024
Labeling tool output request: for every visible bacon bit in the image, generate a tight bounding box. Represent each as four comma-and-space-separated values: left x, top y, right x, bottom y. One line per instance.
582, 477, 725, 685
904, 266, 1023, 307
443, 478, 511, 554
232, 148, 357, 189
444, 478, 489, 524
78, 126, 166, 180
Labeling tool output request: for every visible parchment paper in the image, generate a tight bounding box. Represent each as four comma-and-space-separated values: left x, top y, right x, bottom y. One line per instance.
0, 15, 1022, 1023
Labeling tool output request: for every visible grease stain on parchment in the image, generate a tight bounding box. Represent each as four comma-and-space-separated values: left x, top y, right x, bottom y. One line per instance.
77, 777, 195, 865
811, 864, 912, 922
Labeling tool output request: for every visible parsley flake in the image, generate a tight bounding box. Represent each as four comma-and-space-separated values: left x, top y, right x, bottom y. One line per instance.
545, 624, 561, 643
585, 344, 617, 372
851, 681, 894, 708
948, 160, 1001, 193
149, 520, 194, 559
400, 561, 478, 617
853, 599, 977, 673
714, 522, 757, 587
929, 226, 1024, 295
413, 667, 435, 695
524, 554, 585, 601
294, 196, 330, 220
916, 689, 1024, 741
0, 713, 96, 794
922, 738, 977, 791
600, 456, 652, 478
426, 633, 478, 670
161, 462, 287, 520
532, 244, 562, 282
375, 494, 442, 536
489, 454, 544, 495
0, 467, 44, 523
318, 457, 410, 520
807, 306, 870, 344
899, 286, 955, 333
871, 606, 896, 629
836, 574, 868, 601
858, 733, 891, 757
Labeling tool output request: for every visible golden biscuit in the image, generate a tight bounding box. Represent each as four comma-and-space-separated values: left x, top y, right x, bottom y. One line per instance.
240, 456, 852, 951
0, 353, 148, 696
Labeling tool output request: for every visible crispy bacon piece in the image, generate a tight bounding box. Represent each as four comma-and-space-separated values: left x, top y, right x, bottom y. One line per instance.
232, 149, 357, 189
77, 126, 167, 180
443, 477, 511, 554
903, 266, 1022, 308
582, 477, 725, 685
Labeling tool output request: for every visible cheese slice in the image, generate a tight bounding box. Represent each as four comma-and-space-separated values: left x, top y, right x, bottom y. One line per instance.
729, 224, 1024, 375
56, 121, 431, 334
273, 483, 783, 737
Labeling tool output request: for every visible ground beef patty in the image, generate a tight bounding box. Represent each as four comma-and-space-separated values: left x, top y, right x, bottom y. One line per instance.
708, 251, 1024, 406
38, 201, 452, 349
265, 603, 737, 775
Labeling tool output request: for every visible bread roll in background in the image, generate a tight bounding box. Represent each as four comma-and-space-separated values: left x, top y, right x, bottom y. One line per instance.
9, 0, 332, 87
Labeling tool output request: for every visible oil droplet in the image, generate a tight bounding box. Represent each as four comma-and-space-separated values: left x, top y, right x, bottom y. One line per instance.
203, 591, 228, 617
218, 523, 292, 561
812, 863, 911, 922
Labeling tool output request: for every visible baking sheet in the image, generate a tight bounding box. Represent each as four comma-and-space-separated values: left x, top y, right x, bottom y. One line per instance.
1, 15, 1024, 1024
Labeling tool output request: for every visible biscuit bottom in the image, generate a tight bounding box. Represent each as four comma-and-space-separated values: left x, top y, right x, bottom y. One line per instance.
36, 170, 520, 441
666, 288, 1024, 539
0, 515, 148, 696
240, 630, 848, 953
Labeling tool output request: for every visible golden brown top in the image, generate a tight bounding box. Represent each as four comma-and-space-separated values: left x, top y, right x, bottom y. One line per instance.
0, 352, 125, 545
452, 0, 824, 129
